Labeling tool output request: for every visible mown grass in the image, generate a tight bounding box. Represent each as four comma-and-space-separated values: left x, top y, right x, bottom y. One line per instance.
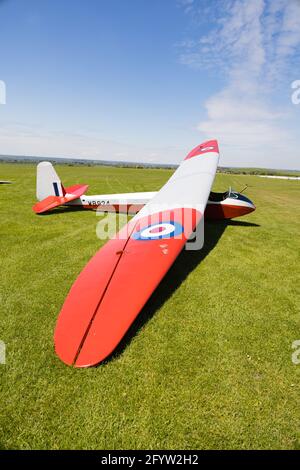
0, 162, 299, 450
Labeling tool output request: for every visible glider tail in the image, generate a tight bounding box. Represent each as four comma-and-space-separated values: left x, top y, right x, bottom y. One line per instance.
33, 161, 89, 214
36, 162, 65, 201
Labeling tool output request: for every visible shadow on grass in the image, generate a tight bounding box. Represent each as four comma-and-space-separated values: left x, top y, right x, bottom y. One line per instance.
38, 206, 91, 215
104, 219, 260, 365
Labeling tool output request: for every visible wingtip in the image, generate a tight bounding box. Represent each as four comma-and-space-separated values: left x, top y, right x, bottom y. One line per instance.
185, 139, 219, 160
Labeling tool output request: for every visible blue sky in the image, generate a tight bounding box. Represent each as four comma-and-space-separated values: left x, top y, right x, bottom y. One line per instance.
0, 0, 299, 168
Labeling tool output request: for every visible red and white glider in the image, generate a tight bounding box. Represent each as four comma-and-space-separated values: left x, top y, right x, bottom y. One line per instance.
33, 153, 255, 220
33, 140, 256, 367
51, 140, 254, 368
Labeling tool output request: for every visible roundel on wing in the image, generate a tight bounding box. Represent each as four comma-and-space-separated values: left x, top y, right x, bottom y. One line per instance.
132, 221, 184, 240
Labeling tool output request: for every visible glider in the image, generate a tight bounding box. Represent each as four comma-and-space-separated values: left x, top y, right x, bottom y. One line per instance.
33, 159, 255, 220
51, 140, 256, 368
34, 140, 256, 367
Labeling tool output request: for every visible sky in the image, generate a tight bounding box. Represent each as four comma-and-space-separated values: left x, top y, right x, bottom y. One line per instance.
0, 0, 299, 169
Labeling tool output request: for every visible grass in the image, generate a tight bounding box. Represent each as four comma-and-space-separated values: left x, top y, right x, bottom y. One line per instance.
0, 162, 299, 450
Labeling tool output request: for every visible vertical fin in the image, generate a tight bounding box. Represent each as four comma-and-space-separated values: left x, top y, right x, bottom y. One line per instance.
36, 162, 64, 201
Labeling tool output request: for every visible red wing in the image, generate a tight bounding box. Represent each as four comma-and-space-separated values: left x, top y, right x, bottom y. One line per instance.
54, 208, 201, 367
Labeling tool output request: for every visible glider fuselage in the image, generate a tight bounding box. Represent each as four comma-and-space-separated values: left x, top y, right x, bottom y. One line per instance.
66, 190, 255, 220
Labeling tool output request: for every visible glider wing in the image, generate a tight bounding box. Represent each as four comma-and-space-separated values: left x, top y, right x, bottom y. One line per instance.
54, 140, 219, 367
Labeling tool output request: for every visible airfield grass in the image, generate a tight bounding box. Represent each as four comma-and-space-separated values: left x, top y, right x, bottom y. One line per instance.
0, 162, 299, 450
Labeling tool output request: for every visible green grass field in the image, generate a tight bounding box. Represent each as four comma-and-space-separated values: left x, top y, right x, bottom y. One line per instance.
0, 163, 299, 450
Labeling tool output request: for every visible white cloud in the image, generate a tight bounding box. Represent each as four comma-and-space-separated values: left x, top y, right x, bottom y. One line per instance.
179, 0, 300, 79
177, 0, 195, 14
179, 0, 300, 169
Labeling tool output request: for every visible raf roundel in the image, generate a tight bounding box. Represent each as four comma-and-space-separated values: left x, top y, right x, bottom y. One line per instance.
133, 221, 184, 241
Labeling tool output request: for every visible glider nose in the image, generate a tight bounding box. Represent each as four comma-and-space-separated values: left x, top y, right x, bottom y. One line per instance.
244, 196, 255, 212
248, 201, 256, 212
237, 194, 256, 214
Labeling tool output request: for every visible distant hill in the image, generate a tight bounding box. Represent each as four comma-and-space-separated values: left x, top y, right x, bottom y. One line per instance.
218, 166, 300, 177
0, 154, 177, 170
0, 154, 299, 176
